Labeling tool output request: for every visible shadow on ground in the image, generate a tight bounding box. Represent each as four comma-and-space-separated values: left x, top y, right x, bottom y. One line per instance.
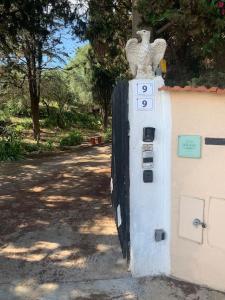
0, 146, 133, 300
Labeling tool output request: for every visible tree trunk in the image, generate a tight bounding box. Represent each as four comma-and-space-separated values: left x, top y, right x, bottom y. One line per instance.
25, 38, 42, 142
103, 107, 109, 130
28, 74, 41, 142
30, 95, 40, 142
43, 100, 50, 117
103, 100, 109, 130
132, 0, 152, 38
132, 0, 142, 37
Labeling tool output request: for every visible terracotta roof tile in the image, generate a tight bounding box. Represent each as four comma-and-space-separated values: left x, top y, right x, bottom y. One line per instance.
159, 86, 225, 95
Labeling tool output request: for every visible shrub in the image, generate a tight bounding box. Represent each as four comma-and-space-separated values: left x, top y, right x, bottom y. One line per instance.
103, 127, 112, 143
0, 111, 11, 135
22, 142, 40, 153
0, 110, 10, 123
22, 140, 54, 153
19, 118, 33, 129
13, 124, 25, 134
60, 131, 84, 147
42, 140, 54, 151
43, 110, 102, 130
75, 112, 102, 130
4, 100, 31, 117
9, 118, 33, 131
188, 72, 225, 88
0, 133, 23, 161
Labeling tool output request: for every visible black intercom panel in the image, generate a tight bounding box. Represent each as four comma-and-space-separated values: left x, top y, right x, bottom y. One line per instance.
143, 127, 155, 142
143, 170, 153, 183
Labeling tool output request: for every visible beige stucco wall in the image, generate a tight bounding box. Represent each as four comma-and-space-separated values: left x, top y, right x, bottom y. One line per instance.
170, 91, 225, 291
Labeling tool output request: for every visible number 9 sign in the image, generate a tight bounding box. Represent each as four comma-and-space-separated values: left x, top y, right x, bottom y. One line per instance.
142, 100, 148, 108
142, 85, 148, 93
137, 98, 153, 111
137, 82, 153, 96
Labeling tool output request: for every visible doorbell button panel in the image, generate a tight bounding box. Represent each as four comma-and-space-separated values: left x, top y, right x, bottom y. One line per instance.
142, 150, 154, 169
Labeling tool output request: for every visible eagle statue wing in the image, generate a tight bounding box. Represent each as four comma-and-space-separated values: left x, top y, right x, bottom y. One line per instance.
125, 38, 140, 76
150, 39, 167, 71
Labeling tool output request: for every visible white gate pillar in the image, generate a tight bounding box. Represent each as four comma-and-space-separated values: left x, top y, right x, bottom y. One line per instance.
129, 77, 171, 277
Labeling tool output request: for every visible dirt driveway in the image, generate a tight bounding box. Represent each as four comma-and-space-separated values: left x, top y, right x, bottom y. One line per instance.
0, 146, 136, 300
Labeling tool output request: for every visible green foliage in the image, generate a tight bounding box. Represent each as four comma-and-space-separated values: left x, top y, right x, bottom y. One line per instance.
0, 139, 23, 161
66, 45, 93, 107
0, 0, 80, 140
42, 109, 73, 129
42, 110, 101, 130
74, 1, 132, 128
0, 110, 10, 123
42, 111, 75, 129
22, 142, 39, 153
0, 127, 23, 161
60, 131, 84, 147
75, 112, 102, 130
22, 140, 54, 153
44, 140, 54, 151
7, 101, 30, 118
0, 121, 56, 160
188, 72, 225, 88
13, 118, 33, 129
41, 70, 74, 113
103, 127, 112, 143
41, 69, 102, 130
137, 0, 225, 86
0, 80, 31, 117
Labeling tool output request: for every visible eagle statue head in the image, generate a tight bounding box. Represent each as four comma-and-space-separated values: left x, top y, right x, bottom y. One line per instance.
136, 30, 151, 41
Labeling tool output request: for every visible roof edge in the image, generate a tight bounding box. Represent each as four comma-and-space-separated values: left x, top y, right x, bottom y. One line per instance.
159, 86, 225, 95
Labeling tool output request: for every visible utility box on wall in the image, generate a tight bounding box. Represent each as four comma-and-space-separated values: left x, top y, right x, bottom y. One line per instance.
179, 196, 204, 244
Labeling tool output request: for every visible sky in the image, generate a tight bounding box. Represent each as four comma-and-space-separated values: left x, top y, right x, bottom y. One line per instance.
48, 28, 87, 68
53, 0, 88, 67
60, 29, 87, 64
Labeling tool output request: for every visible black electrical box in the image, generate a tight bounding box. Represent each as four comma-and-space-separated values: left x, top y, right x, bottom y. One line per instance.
143, 127, 155, 142
143, 170, 153, 183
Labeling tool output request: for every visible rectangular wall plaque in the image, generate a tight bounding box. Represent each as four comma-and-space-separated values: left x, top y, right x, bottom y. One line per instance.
178, 135, 202, 158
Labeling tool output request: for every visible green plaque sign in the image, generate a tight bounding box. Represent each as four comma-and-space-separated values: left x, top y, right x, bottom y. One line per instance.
178, 135, 202, 158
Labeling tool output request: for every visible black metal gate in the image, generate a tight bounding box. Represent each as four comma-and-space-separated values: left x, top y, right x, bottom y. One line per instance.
111, 80, 130, 260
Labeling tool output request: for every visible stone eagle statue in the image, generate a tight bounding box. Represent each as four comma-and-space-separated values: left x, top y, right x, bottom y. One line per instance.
125, 30, 167, 79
